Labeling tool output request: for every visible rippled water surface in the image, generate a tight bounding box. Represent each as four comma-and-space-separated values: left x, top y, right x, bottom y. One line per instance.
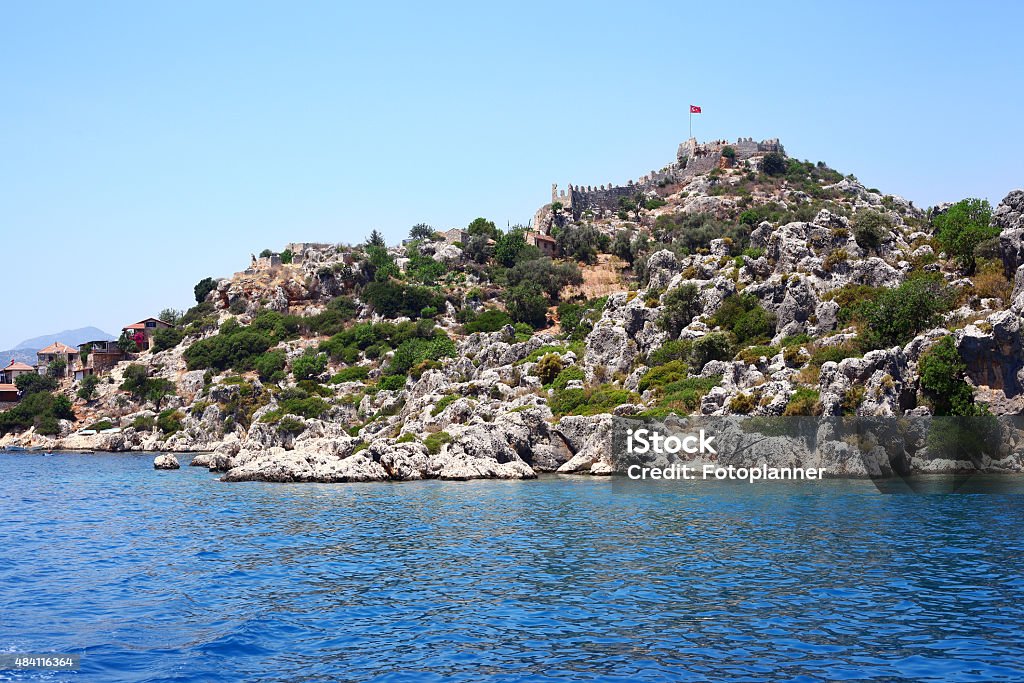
2, 452, 1024, 682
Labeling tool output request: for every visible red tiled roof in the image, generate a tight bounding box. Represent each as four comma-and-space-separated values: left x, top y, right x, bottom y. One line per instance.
123, 317, 171, 330
0, 383, 18, 393
38, 342, 77, 355
3, 361, 34, 371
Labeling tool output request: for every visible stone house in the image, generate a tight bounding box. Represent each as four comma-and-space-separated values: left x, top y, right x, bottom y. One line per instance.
0, 360, 35, 385
526, 231, 558, 258
444, 228, 469, 245
73, 340, 125, 380
122, 318, 172, 351
35, 342, 78, 378
0, 383, 18, 403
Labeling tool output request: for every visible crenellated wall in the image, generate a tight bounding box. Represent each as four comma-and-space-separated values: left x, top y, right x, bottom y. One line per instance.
551, 136, 784, 220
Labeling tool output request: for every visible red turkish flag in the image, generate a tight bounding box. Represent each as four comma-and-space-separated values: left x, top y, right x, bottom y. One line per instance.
690, 105, 702, 114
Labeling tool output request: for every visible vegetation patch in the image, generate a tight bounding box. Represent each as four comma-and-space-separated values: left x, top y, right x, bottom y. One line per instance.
549, 385, 639, 417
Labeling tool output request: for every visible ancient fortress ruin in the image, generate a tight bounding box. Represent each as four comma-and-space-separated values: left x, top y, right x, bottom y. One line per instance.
551, 137, 783, 219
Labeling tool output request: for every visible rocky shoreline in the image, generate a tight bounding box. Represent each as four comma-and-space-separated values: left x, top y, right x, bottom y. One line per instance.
5, 408, 1024, 482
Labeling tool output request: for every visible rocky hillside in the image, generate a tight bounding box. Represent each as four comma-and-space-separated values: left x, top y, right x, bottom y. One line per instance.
4, 140, 1024, 481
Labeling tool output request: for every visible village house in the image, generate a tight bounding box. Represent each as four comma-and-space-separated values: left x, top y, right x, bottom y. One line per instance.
525, 231, 558, 258
0, 383, 18, 404
0, 360, 35, 385
35, 342, 78, 378
122, 318, 172, 351
73, 340, 125, 380
444, 228, 469, 245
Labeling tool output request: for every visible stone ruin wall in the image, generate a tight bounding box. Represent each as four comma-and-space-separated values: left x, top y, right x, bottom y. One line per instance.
551, 137, 784, 219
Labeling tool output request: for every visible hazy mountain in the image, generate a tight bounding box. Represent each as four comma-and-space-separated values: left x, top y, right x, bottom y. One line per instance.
0, 327, 116, 369
14, 326, 115, 350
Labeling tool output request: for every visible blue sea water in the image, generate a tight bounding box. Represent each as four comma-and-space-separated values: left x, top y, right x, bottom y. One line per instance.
1, 453, 1024, 682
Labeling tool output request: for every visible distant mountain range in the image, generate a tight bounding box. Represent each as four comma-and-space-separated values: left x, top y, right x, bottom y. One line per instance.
0, 326, 115, 367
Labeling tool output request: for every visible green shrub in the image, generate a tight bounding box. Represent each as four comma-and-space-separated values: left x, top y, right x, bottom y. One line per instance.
549, 385, 639, 417
647, 339, 694, 366
35, 415, 60, 435
152, 327, 184, 353
77, 374, 100, 401
184, 328, 273, 371
650, 212, 754, 256
88, 419, 115, 431
557, 297, 606, 341
0, 390, 75, 435
262, 391, 329, 423
132, 415, 156, 431
302, 296, 359, 336
554, 224, 608, 264
378, 375, 407, 391
519, 345, 569, 364
659, 284, 701, 337
809, 344, 860, 367
255, 350, 287, 381
16, 373, 57, 396
690, 332, 735, 371
550, 365, 585, 390
711, 294, 775, 345
638, 360, 690, 392
493, 231, 527, 267
783, 388, 821, 416
762, 152, 787, 176
849, 273, 957, 350
728, 393, 756, 414
852, 210, 890, 252
513, 323, 534, 341
841, 386, 866, 415
431, 394, 457, 416
319, 319, 440, 363
194, 277, 217, 304
424, 431, 452, 454
292, 350, 328, 381
918, 336, 984, 416
643, 375, 721, 416
362, 280, 443, 319
533, 354, 564, 385
736, 345, 778, 364
277, 416, 306, 434
249, 310, 301, 341
933, 198, 996, 274
157, 409, 184, 435
507, 282, 550, 329
463, 309, 512, 333
330, 366, 370, 384
781, 333, 812, 347
387, 335, 456, 376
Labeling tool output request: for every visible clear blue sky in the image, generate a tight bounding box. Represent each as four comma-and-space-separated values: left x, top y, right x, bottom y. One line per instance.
2, 1, 1022, 349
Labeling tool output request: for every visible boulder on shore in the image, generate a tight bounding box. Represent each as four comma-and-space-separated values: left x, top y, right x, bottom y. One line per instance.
153, 454, 180, 470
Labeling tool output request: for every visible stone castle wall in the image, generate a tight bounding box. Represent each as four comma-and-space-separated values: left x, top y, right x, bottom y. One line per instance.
551, 137, 783, 220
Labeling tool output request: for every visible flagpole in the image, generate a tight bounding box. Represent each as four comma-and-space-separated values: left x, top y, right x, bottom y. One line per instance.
689, 109, 692, 139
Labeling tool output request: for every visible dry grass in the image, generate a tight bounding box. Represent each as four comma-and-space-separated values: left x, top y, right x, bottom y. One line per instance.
971, 262, 1012, 303
561, 254, 629, 300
